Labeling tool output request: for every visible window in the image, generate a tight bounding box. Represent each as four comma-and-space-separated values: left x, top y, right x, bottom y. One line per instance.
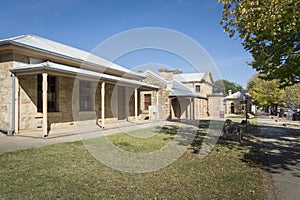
195, 85, 200, 92
79, 80, 93, 111
144, 94, 151, 110
37, 74, 57, 112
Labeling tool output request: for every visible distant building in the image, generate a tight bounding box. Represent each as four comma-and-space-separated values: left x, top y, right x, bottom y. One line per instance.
141, 70, 223, 120
224, 90, 251, 115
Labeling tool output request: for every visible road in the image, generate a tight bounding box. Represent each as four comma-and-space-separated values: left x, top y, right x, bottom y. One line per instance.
256, 114, 300, 200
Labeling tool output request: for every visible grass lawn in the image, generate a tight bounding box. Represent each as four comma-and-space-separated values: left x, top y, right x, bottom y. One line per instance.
226, 115, 259, 136
0, 121, 266, 199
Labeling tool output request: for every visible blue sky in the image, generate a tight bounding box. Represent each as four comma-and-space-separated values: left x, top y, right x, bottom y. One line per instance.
0, 0, 256, 87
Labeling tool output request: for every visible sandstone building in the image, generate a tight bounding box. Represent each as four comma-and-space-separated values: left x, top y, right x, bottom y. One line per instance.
0, 34, 223, 137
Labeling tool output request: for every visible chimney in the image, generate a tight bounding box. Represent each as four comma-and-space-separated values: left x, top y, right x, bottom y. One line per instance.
228, 90, 232, 96
159, 71, 174, 81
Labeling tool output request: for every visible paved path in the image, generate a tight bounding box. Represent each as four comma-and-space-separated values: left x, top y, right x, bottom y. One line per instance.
0, 121, 169, 153
256, 114, 300, 200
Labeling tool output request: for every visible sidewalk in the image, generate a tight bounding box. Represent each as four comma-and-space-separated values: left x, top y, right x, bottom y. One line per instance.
256, 114, 300, 200
0, 120, 169, 153
266, 114, 300, 126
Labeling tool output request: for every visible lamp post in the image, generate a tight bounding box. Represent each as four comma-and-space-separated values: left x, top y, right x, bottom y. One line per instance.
245, 98, 248, 133
243, 90, 249, 133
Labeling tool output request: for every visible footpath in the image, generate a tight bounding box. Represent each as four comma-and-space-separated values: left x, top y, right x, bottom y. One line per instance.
0, 120, 167, 153
255, 114, 300, 200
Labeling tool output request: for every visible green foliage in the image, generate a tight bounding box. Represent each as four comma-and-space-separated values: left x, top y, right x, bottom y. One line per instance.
247, 74, 285, 107
219, 0, 300, 87
284, 83, 300, 108
213, 79, 244, 95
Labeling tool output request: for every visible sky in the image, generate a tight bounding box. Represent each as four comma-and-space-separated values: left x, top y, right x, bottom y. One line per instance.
0, 0, 256, 88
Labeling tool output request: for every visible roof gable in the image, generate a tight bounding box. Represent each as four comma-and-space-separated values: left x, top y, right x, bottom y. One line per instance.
142, 70, 168, 85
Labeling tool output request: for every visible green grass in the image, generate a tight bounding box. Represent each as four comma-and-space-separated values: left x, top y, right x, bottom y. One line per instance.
226, 116, 259, 136
107, 127, 174, 153
0, 122, 266, 199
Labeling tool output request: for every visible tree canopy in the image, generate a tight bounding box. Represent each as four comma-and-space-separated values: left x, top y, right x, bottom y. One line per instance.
247, 73, 300, 109
158, 68, 182, 74
284, 83, 300, 108
219, 0, 300, 87
247, 74, 285, 107
213, 79, 243, 95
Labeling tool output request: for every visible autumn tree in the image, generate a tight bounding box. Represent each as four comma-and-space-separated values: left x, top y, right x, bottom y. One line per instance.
284, 83, 300, 109
219, 0, 300, 87
213, 79, 243, 95
248, 74, 285, 113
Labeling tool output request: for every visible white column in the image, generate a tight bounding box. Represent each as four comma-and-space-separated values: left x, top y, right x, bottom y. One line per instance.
42, 73, 48, 137
135, 88, 138, 122
156, 90, 159, 120
14, 76, 19, 134
189, 98, 192, 120
101, 82, 105, 128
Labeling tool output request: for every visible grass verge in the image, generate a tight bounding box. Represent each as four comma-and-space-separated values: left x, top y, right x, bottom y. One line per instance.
0, 122, 265, 199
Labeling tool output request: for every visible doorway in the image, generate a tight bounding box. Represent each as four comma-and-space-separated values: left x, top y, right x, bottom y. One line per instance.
230, 103, 235, 114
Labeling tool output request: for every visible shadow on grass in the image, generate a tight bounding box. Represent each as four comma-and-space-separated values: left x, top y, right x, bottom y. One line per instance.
167, 119, 211, 129
161, 119, 265, 168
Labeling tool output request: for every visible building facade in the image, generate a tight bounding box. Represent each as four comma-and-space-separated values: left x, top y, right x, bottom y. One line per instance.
0, 34, 225, 137
224, 90, 251, 115
140, 70, 216, 120
0, 34, 158, 136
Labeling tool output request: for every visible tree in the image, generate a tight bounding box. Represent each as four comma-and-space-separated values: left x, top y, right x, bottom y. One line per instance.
219, 0, 300, 87
284, 83, 300, 109
247, 74, 285, 113
213, 79, 243, 95
158, 68, 182, 74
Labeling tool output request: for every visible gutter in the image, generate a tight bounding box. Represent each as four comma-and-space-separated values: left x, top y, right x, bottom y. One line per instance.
0, 73, 15, 135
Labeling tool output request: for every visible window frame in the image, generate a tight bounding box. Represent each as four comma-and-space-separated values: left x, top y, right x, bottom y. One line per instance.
144, 94, 151, 110
195, 85, 201, 93
79, 80, 93, 111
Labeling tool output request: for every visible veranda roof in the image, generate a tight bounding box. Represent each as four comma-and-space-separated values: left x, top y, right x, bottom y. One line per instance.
10, 61, 159, 90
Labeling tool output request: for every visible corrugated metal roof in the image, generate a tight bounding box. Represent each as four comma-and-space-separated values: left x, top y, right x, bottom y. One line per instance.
225, 91, 251, 99
170, 81, 207, 99
11, 61, 159, 90
0, 34, 142, 79
173, 73, 205, 82
141, 70, 207, 98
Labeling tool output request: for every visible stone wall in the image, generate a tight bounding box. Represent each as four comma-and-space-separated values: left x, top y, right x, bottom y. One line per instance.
142, 72, 170, 120
0, 52, 30, 131
0, 52, 153, 133
225, 99, 242, 114
0, 61, 13, 130
193, 98, 207, 119
208, 94, 225, 117
18, 74, 39, 131
184, 81, 212, 97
